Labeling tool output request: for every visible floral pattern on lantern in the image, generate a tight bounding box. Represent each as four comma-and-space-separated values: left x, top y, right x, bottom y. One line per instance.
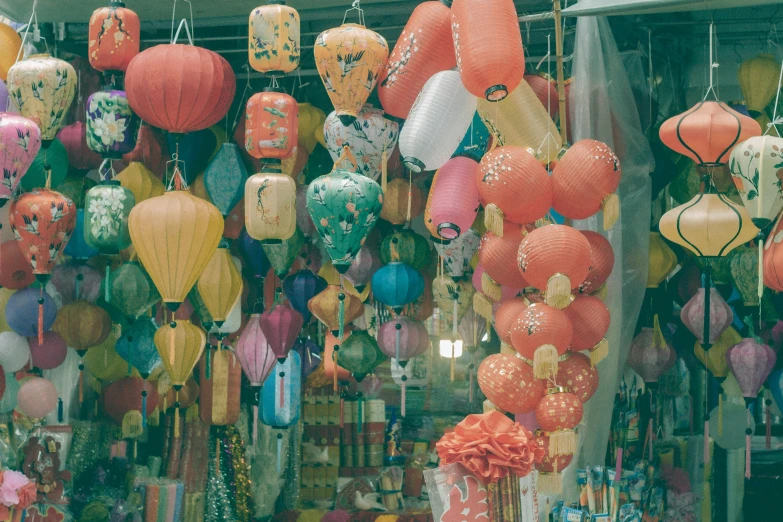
245, 91, 298, 160
86, 90, 139, 159
88, 1, 140, 73
248, 3, 300, 74
84, 181, 135, 253
435, 229, 480, 280
0, 114, 41, 206
729, 136, 783, 227
245, 169, 296, 243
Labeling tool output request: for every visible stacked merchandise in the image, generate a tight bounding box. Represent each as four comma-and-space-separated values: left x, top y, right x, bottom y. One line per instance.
340, 398, 387, 477
301, 389, 341, 502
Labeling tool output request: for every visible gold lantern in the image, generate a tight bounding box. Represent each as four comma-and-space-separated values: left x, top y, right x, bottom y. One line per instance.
249, 1, 300, 74
244, 166, 296, 243
197, 242, 244, 327
738, 54, 781, 117
0, 22, 21, 81
647, 232, 678, 288
116, 162, 165, 203
694, 326, 741, 382
381, 177, 424, 225
298, 103, 327, 154
128, 190, 224, 313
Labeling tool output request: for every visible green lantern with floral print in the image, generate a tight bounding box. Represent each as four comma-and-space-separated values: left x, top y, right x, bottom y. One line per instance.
306, 146, 383, 273
84, 180, 135, 254
86, 90, 139, 159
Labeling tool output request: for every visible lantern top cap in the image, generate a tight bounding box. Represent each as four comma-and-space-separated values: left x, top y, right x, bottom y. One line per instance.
109, 0, 126, 6
545, 386, 569, 395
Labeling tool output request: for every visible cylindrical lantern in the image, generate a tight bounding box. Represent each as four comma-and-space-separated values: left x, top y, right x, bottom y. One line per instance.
563, 294, 610, 365
556, 352, 599, 404
244, 168, 296, 242
314, 23, 389, 124
248, 2, 301, 74
478, 221, 529, 295
426, 157, 480, 239
16, 377, 58, 419
535, 387, 582, 457
57, 121, 102, 171
53, 300, 112, 355
510, 303, 573, 378
450, 0, 525, 101
371, 262, 424, 314
245, 90, 298, 161
261, 349, 302, 427
0, 114, 41, 205
527, 73, 559, 118
729, 136, 783, 227
580, 231, 614, 294
88, 0, 140, 73
197, 244, 243, 326
535, 431, 574, 494
398, 71, 476, 173
200, 347, 242, 425
116, 162, 165, 203
477, 353, 544, 414
86, 89, 139, 158
84, 181, 135, 253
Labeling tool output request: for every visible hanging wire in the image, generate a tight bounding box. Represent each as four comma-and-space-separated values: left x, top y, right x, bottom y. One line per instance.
343, 0, 365, 26
702, 23, 720, 101
766, 49, 783, 137
170, 0, 195, 44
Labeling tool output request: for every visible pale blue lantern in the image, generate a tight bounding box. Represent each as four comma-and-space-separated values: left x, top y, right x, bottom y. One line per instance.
203, 143, 247, 216
261, 349, 301, 428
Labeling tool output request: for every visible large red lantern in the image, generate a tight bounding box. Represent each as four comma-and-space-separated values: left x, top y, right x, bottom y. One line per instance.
535, 386, 583, 457
125, 43, 236, 135
451, 0, 525, 102
477, 353, 544, 414
556, 352, 599, 404
493, 296, 528, 347
377, 1, 456, 120
580, 231, 614, 294
562, 294, 610, 365
244, 90, 299, 161
510, 303, 573, 379
88, 0, 140, 74
477, 221, 528, 299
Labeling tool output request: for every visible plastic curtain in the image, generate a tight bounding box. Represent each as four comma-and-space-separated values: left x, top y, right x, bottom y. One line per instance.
562, 16, 654, 500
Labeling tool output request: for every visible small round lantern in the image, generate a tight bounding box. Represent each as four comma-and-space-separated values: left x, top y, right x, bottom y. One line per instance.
380, 230, 430, 270
556, 352, 599, 404
562, 294, 611, 365
16, 377, 58, 419
726, 337, 776, 406
381, 178, 424, 225
535, 386, 583, 457
4, 287, 57, 339
477, 352, 544, 414
0, 23, 22, 81
371, 262, 424, 314
88, 0, 140, 74
580, 231, 614, 294
28, 331, 67, 370
377, 316, 429, 364
53, 300, 112, 355
478, 222, 529, 298
258, 302, 303, 363
510, 303, 573, 378
0, 331, 31, 373
730, 135, 783, 227
114, 318, 161, 378
0, 241, 34, 290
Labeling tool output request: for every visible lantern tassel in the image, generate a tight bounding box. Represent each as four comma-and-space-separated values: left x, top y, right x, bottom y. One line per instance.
452, 298, 458, 335
216, 439, 221, 479
481, 272, 502, 302
401, 378, 406, 417
253, 404, 259, 444
333, 350, 339, 392
545, 273, 572, 309
548, 429, 576, 457
590, 338, 608, 366
538, 472, 563, 495
718, 394, 723, 437
340, 394, 344, 428
205, 344, 211, 380
74, 274, 81, 301
38, 286, 44, 345
338, 298, 345, 339
406, 177, 412, 223
279, 369, 285, 409
766, 398, 772, 449
174, 391, 181, 439
57, 398, 63, 423
469, 369, 474, 403
105, 265, 111, 303
142, 392, 147, 429
277, 434, 283, 474
746, 409, 752, 479
79, 366, 84, 404
484, 203, 505, 237
473, 292, 493, 321
759, 233, 764, 320
450, 347, 456, 382
702, 269, 712, 349
533, 344, 559, 379
601, 193, 619, 230
704, 417, 710, 464
357, 394, 363, 433
395, 326, 401, 364
381, 149, 388, 194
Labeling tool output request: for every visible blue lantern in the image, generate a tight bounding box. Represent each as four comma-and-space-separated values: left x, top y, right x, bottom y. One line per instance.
283, 270, 328, 324
261, 349, 301, 428
452, 112, 490, 162
165, 128, 215, 182
115, 318, 161, 378
203, 143, 247, 216
239, 228, 272, 281
64, 209, 99, 260
371, 262, 424, 314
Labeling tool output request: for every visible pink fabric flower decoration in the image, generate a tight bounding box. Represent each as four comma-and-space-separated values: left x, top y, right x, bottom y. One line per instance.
0, 470, 30, 507
16, 482, 36, 509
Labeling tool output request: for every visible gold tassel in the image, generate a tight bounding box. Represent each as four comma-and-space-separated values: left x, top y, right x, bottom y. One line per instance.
602, 193, 619, 230
174, 390, 181, 439
381, 149, 388, 194
450, 350, 456, 382
482, 272, 502, 302
473, 292, 494, 320
590, 338, 609, 366
483, 399, 502, 413
122, 411, 144, 439
545, 273, 572, 309
484, 203, 505, 237
148, 407, 161, 427
549, 429, 577, 457
533, 344, 559, 379
537, 472, 563, 495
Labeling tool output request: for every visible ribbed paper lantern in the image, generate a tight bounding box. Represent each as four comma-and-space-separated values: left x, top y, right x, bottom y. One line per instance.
535, 387, 582, 457
580, 231, 614, 294
398, 71, 476, 173
154, 320, 205, 387
84, 181, 135, 253
308, 285, 364, 335
53, 300, 112, 355
248, 2, 300, 74
556, 352, 598, 404
56, 122, 102, 171
116, 162, 165, 203
114, 318, 160, 378
197, 244, 243, 326
477, 79, 562, 165
258, 302, 303, 361
314, 23, 388, 124
694, 326, 741, 381
378, 316, 428, 363
125, 44, 235, 134
492, 296, 528, 347
106, 262, 159, 319
681, 287, 733, 345
88, 0, 140, 73
436, 229, 480, 280
0, 114, 41, 205
427, 157, 480, 239
335, 330, 384, 381
551, 140, 621, 229
22, 139, 69, 191
4, 287, 56, 339
16, 377, 57, 419
262, 226, 304, 277
563, 294, 610, 365
0, 241, 34, 289
0, 331, 31, 373
236, 314, 275, 386
372, 262, 424, 314
727, 338, 776, 404
129, 190, 224, 311
478, 221, 528, 294
244, 167, 296, 243
245, 90, 298, 160
659, 101, 761, 166
477, 146, 551, 230
86, 90, 139, 158
28, 331, 67, 370
451, 0, 524, 101
535, 431, 573, 494
627, 316, 676, 384
477, 353, 544, 414
648, 232, 677, 288
324, 105, 399, 182
738, 55, 781, 117
377, 1, 455, 120
7, 54, 77, 143
0, 23, 22, 81
517, 224, 591, 309
510, 303, 573, 378
729, 136, 783, 227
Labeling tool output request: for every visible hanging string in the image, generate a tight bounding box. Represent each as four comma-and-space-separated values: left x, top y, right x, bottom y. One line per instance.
14, 0, 38, 67
765, 47, 783, 135
703, 23, 719, 101
170, 0, 195, 44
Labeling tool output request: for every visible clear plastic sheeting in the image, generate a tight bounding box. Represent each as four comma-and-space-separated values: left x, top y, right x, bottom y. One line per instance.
563, 15, 654, 500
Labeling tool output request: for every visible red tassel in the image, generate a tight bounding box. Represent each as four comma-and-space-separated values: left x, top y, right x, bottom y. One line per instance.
279, 374, 285, 408
766, 404, 771, 450
38, 288, 44, 346
704, 419, 710, 465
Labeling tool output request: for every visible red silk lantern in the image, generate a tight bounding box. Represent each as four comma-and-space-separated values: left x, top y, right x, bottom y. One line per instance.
427, 157, 480, 240
659, 101, 761, 166
56, 122, 102, 171
88, 0, 140, 73
477, 146, 552, 233
125, 43, 236, 134
556, 352, 599, 404
0, 240, 34, 289
103, 377, 158, 425
562, 294, 610, 365
535, 431, 574, 494
477, 352, 544, 414
122, 125, 169, 178
489, 295, 528, 347
580, 231, 614, 294
517, 224, 591, 309
477, 221, 528, 299
526, 73, 558, 118
244, 90, 299, 161
28, 331, 67, 370
258, 302, 303, 362
510, 303, 573, 379
535, 387, 582, 457
551, 140, 621, 230
377, 1, 456, 120
451, 0, 525, 102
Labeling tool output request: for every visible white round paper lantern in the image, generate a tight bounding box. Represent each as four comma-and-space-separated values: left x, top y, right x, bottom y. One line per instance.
0, 331, 31, 372
399, 70, 476, 173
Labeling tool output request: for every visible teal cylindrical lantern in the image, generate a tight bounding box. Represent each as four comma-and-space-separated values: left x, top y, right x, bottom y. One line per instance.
203, 143, 248, 216
86, 89, 140, 158
84, 180, 135, 253
261, 349, 301, 428
371, 262, 424, 314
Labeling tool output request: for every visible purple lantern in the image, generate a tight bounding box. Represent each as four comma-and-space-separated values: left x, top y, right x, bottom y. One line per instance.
293, 337, 321, 378
0, 81, 9, 114
236, 314, 276, 387
627, 316, 677, 383
51, 261, 102, 305
27, 331, 67, 370
5, 287, 57, 338
283, 270, 327, 324
86, 89, 140, 159
0, 113, 41, 206
377, 316, 429, 367
258, 302, 303, 362
345, 244, 379, 292
727, 338, 777, 407
680, 287, 733, 346
296, 184, 316, 237
239, 228, 271, 281
358, 373, 383, 398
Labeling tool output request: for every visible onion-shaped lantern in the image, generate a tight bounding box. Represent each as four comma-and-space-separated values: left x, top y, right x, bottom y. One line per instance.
283, 269, 328, 323
335, 329, 385, 381
377, 316, 429, 364
53, 300, 112, 356
308, 285, 364, 337
197, 242, 243, 328
371, 262, 424, 314
681, 286, 733, 347
115, 318, 161, 378
204, 143, 248, 217
0, 114, 41, 206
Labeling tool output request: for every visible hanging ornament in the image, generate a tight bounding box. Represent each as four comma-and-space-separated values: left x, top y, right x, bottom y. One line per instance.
84, 180, 135, 254
116, 162, 165, 203
535, 387, 583, 457
248, 1, 301, 74
527, 73, 559, 118
0, 331, 32, 373
261, 350, 301, 427
28, 331, 67, 370
377, 316, 429, 364
22, 139, 69, 191
729, 136, 783, 228
53, 300, 112, 356
0, 114, 41, 206
534, 431, 573, 494
380, 230, 431, 270
493, 296, 528, 349
308, 285, 364, 336
694, 326, 741, 381
88, 0, 140, 74
283, 270, 328, 323
258, 301, 303, 362
344, 244, 380, 292
104, 262, 159, 319
681, 287, 733, 346
202, 143, 248, 217
471, 264, 520, 310
426, 157, 480, 240
244, 163, 297, 243
477, 353, 544, 414
245, 89, 298, 161
103, 376, 158, 428
197, 243, 244, 328
453, 112, 491, 162
51, 261, 101, 305
556, 352, 599, 404
730, 245, 760, 306
0, 240, 34, 290
458, 308, 486, 353
114, 318, 161, 378
579, 231, 614, 294
236, 314, 276, 386
727, 335, 776, 407
510, 303, 573, 379
297, 103, 326, 154
372, 262, 424, 314
436, 230, 480, 281
0, 22, 21, 81
432, 273, 473, 326
628, 315, 676, 384
738, 54, 781, 117
85, 90, 139, 158
4, 287, 57, 339
477, 221, 528, 300
262, 227, 304, 278
334, 330, 385, 381
563, 294, 610, 365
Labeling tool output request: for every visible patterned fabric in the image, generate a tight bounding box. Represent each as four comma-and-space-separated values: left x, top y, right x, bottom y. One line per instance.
0, 114, 41, 204
324, 105, 398, 181
435, 229, 480, 279
84, 182, 134, 254
249, 4, 300, 74
245, 91, 298, 160
86, 89, 139, 158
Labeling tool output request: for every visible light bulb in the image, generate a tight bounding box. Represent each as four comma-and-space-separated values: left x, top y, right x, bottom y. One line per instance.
439, 339, 464, 358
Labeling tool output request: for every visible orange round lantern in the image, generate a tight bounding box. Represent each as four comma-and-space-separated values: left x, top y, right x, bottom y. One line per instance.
551, 140, 621, 229
535, 386, 582, 457
451, 0, 525, 101
510, 303, 573, 379
477, 146, 552, 231
555, 352, 598, 404
517, 224, 591, 309
0, 241, 34, 290
308, 285, 364, 336
477, 221, 528, 298
88, 0, 140, 74
535, 431, 574, 494
562, 294, 610, 365
377, 0, 456, 120
163, 378, 199, 410
244, 90, 299, 161
579, 231, 614, 294
493, 296, 528, 346
526, 73, 558, 118
477, 352, 544, 414
53, 300, 112, 355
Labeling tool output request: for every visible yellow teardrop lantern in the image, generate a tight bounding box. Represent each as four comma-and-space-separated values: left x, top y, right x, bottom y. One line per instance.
116, 162, 165, 204
197, 243, 243, 327
0, 22, 21, 81
154, 320, 206, 388
244, 167, 296, 243
298, 103, 327, 154
694, 326, 741, 381
647, 232, 678, 288
128, 190, 224, 312
738, 54, 781, 117
381, 177, 424, 226
249, 2, 300, 74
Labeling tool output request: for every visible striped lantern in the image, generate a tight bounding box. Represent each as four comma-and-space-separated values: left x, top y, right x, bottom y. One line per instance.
426, 157, 480, 240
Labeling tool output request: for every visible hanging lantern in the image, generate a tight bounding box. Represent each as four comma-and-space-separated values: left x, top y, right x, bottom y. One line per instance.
727, 337, 776, 406
477, 79, 562, 165
377, 316, 429, 364
283, 270, 328, 323
308, 285, 364, 336
380, 230, 430, 270
200, 347, 242, 426
526, 73, 559, 118
647, 232, 678, 288
258, 301, 303, 362
324, 105, 399, 182
477, 353, 544, 414
197, 243, 243, 327
372, 262, 424, 314
0, 241, 34, 290
203, 143, 248, 217
4, 287, 57, 339
245, 90, 299, 161
105, 262, 159, 319
535, 431, 573, 495
51, 261, 101, 305
125, 43, 235, 134
491, 296, 528, 348
129, 190, 224, 311
411, 273, 434, 322
28, 331, 67, 370
763, 214, 783, 291
535, 387, 582, 457
427, 157, 480, 239
563, 294, 610, 365
116, 162, 165, 203
248, 1, 300, 74
0, 23, 22, 81
0, 114, 41, 205
335, 330, 385, 381
471, 265, 521, 310
114, 318, 161, 378
0, 331, 31, 373
551, 140, 621, 230
9, 189, 76, 280
377, 0, 455, 120
681, 287, 733, 345
580, 231, 614, 294
398, 71, 476, 173
154, 320, 205, 387
297, 103, 326, 154
738, 55, 781, 118
627, 315, 676, 384
88, 0, 140, 73
295, 184, 316, 238
122, 125, 168, 178
729, 136, 783, 227
239, 229, 272, 282
262, 227, 304, 277
85, 89, 139, 158
453, 112, 491, 162
432, 274, 473, 324
16, 377, 58, 420
84, 181, 135, 253
22, 139, 69, 191
343, 244, 378, 292
56, 122, 102, 171
694, 326, 741, 381
477, 221, 528, 300
7, 54, 77, 144
314, 21, 389, 124
435, 229, 480, 280
306, 147, 383, 273
517, 224, 591, 309
451, 0, 524, 101
244, 165, 296, 243
236, 314, 276, 385
261, 349, 302, 427
458, 308, 486, 353
659, 101, 761, 167
477, 146, 552, 234
730, 245, 760, 306
53, 300, 112, 355
556, 352, 599, 404
323, 328, 352, 383
510, 303, 573, 379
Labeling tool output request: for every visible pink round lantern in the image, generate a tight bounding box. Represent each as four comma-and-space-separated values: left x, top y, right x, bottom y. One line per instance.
426, 157, 480, 239
27, 331, 67, 370
627, 316, 676, 384
16, 377, 58, 419
378, 316, 429, 364
579, 230, 614, 294
727, 338, 777, 406
56, 121, 102, 171
494, 296, 528, 346
258, 302, 303, 362
681, 287, 733, 345
472, 264, 521, 302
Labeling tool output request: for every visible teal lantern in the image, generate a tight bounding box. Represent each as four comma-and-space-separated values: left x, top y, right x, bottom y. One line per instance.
306, 146, 383, 273
103, 262, 160, 320
203, 143, 247, 216
63, 209, 99, 260
262, 226, 305, 278
22, 138, 68, 191
261, 349, 301, 428
380, 230, 432, 270
84, 180, 135, 253
371, 262, 424, 314
453, 112, 491, 162
337, 329, 386, 382
115, 318, 161, 378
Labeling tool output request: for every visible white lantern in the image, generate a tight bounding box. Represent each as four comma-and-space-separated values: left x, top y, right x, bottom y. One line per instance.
399, 70, 476, 173
439, 338, 463, 358
0, 331, 31, 373
729, 135, 783, 228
